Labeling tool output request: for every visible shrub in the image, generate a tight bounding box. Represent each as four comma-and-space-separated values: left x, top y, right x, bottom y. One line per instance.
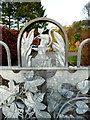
0, 26, 20, 66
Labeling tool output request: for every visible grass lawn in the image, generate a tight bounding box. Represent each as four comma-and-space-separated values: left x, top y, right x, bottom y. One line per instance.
68, 56, 77, 65
68, 47, 78, 52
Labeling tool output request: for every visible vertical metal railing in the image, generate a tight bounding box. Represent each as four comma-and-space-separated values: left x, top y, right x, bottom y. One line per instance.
0, 41, 11, 66
77, 38, 90, 67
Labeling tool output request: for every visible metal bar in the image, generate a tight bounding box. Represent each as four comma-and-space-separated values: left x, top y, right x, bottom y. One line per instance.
0, 41, 11, 66
0, 66, 89, 70
77, 38, 90, 67
17, 17, 68, 67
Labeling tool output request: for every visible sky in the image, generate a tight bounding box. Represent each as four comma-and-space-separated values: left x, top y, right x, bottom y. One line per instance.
41, 0, 90, 26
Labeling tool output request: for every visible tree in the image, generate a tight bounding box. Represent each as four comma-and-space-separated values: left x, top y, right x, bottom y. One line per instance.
1, 2, 15, 28
74, 32, 81, 42
83, 1, 90, 20
14, 2, 46, 29
72, 21, 83, 28
1, 2, 46, 29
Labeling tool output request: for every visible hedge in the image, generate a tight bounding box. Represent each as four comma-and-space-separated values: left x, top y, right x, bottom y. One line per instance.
0, 26, 20, 66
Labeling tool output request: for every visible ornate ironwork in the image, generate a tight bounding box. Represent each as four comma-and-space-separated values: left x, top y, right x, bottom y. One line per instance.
0, 17, 90, 120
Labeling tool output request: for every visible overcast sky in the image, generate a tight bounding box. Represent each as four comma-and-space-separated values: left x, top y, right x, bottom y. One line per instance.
41, 0, 90, 25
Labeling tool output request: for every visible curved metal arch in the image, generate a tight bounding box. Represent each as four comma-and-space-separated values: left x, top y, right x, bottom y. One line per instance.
77, 38, 90, 67
17, 17, 68, 67
0, 41, 11, 66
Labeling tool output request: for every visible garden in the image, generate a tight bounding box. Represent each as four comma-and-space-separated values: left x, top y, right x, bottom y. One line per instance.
1, 19, 90, 66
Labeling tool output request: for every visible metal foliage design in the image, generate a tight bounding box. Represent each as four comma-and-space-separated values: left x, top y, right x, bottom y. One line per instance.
21, 27, 65, 67
21, 29, 35, 66
47, 76, 90, 119
0, 70, 90, 119
0, 22, 90, 120
0, 70, 51, 119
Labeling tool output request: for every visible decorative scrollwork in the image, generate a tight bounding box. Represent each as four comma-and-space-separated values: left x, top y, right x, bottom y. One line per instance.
0, 70, 51, 119
0, 70, 90, 119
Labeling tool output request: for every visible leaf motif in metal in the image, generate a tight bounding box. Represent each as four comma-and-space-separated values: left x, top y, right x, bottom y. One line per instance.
52, 31, 65, 66
77, 80, 90, 94
76, 101, 89, 114
21, 27, 65, 67
47, 70, 88, 90
21, 29, 34, 66
0, 70, 34, 83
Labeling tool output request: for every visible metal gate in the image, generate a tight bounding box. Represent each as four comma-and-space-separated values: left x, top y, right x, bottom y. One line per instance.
0, 17, 90, 120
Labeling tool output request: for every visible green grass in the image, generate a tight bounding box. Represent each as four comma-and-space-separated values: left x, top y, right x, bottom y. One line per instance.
68, 56, 77, 64
68, 47, 78, 52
